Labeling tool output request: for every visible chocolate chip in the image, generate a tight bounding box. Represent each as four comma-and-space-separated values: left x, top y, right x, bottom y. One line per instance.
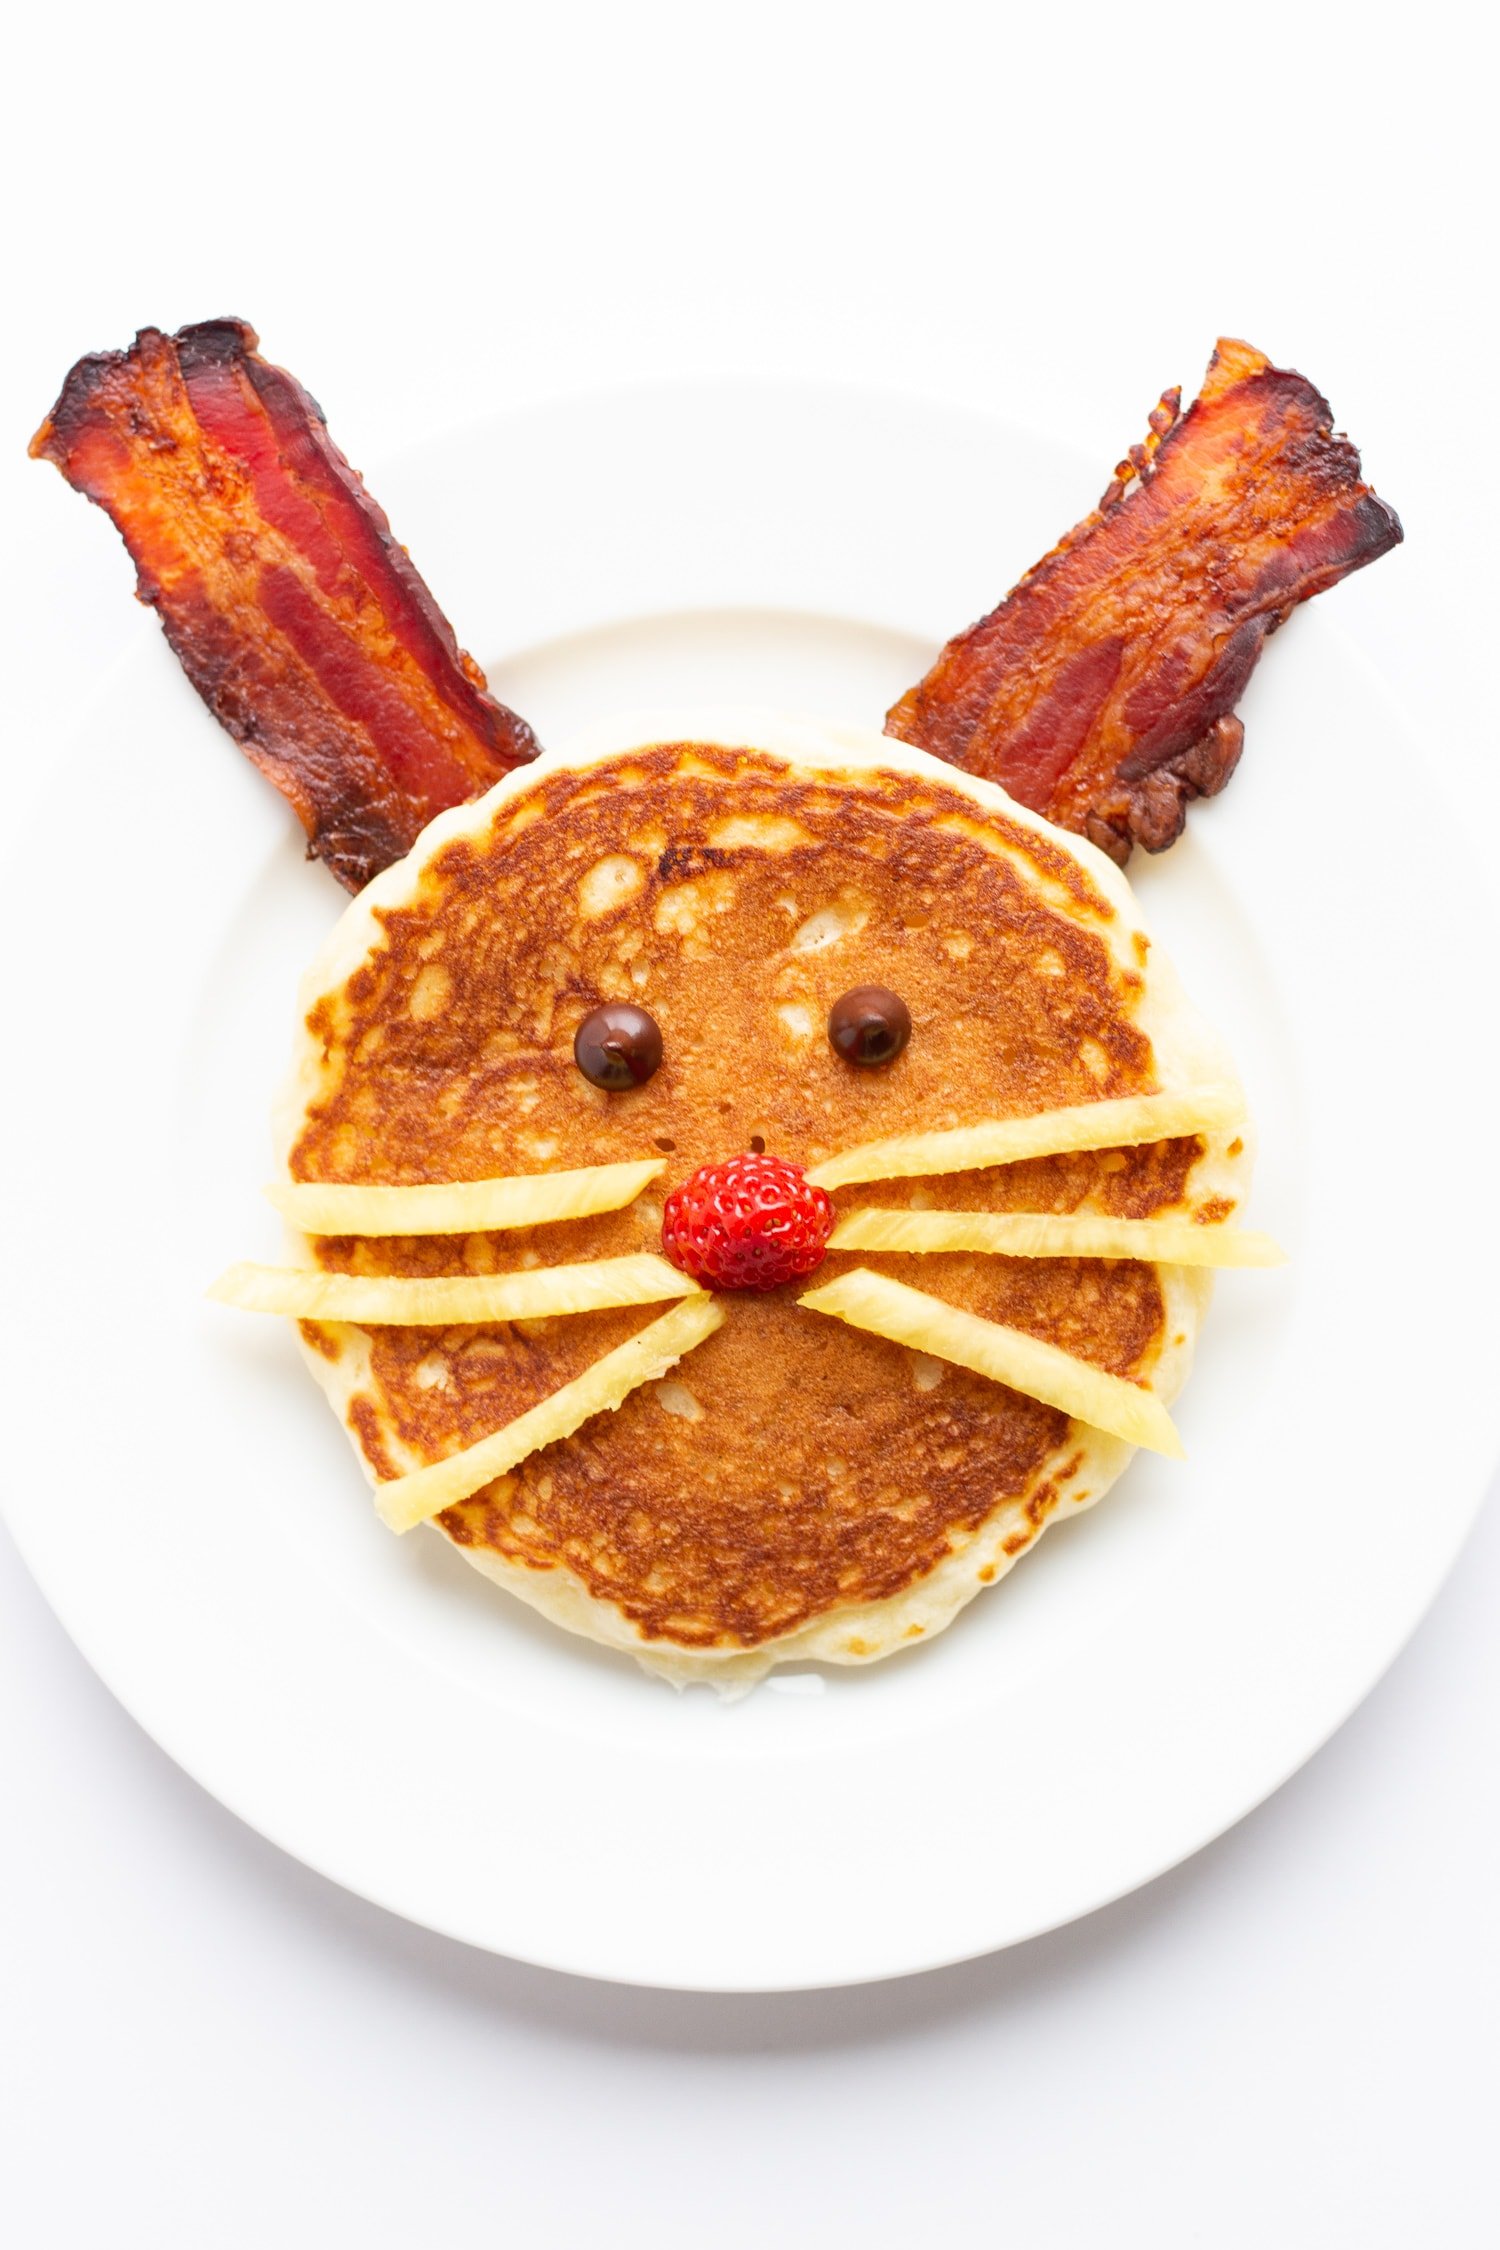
574, 1003, 664, 1090
827, 986, 911, 1067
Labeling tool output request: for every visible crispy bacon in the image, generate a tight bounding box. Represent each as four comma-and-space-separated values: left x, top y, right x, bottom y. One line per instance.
886, 338, 1402, 862
31, 318, 538, 889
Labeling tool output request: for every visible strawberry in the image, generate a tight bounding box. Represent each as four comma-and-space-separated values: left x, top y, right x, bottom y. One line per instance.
662, 1153, 834, 1292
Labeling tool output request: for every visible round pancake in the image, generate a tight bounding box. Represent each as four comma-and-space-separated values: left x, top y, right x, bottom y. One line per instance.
277, 710, 1250, 1689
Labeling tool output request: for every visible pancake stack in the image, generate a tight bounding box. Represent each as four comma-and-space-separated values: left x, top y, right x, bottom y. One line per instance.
265, 713, 1254, 1687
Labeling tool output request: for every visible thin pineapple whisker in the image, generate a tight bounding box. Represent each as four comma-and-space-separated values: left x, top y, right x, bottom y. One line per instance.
373, 1295, 727, 1533
828, 1209, 1284, 1267
265, 1156, 666, 1238
798, 1268, 1182, 1459
208, 1253, 703, 1325
807, 1086, 1244, 1191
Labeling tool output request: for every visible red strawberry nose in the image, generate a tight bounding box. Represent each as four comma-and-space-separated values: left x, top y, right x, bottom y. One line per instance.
662, 1153, 833, 1293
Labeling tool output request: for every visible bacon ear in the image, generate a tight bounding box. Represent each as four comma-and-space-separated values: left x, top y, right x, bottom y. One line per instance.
886, 339, 1402, 862
31, 318, 538, 890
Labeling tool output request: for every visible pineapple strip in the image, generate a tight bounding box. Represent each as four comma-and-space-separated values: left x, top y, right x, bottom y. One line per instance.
798, 1267, 1183, 1458
807, 1087, 1244, 1191
266, 1158, 664, 1238
209, 1253, 700, 1325
828, 1209, 1284, 1267
374, 1293, 727, 1534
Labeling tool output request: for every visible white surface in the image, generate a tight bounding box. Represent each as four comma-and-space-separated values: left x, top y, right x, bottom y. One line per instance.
3, 0, 1496, 2235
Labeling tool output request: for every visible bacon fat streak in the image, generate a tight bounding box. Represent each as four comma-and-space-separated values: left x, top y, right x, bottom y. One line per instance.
31, 318, 538, 889
886, 338, 1402, 862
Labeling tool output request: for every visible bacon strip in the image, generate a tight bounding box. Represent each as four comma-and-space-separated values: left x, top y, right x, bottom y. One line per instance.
31, 319, 538, 889
886, 338, 1402, 862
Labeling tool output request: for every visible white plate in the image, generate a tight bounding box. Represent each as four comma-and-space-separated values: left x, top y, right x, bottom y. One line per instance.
4, 382, 1496, 1991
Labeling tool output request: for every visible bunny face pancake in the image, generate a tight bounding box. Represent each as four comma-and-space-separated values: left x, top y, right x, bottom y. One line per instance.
277, 714, 1249, 1688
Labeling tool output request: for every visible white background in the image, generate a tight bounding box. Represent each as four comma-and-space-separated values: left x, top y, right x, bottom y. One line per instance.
2, 5, 1496, 2243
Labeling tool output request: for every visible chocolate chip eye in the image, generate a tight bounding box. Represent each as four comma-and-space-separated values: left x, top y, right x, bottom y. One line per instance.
574, 1003, 663, 1090
827, 985, 911, 1067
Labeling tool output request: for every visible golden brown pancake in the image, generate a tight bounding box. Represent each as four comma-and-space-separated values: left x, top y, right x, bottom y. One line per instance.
277, 712, 1249, 1687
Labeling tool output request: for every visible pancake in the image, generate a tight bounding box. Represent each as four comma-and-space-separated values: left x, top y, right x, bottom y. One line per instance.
275, 710, 1251, 1689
